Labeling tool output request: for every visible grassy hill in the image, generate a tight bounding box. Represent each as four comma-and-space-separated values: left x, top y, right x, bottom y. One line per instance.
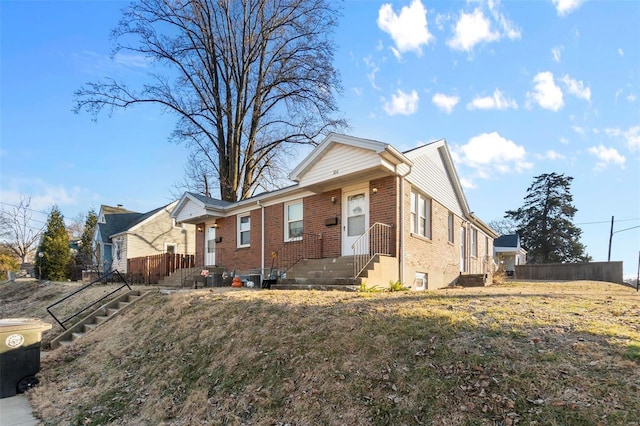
2, 280, 639, 425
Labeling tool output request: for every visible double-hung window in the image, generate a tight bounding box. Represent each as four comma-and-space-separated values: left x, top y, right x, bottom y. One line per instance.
448, 212, 455, 243
285, 200, 303, 240
470, 228, 478, 257
410, 190, 431, 239
237, 214, 250, 247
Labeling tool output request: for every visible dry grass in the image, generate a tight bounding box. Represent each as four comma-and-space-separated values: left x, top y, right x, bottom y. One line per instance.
0, 279, 152, 347
2, 279, 639, 425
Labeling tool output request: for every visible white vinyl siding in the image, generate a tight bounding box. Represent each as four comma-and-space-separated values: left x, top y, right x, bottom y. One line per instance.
237, 214, 250, 247
298, 144, 385, 187
405, 145, 464, 217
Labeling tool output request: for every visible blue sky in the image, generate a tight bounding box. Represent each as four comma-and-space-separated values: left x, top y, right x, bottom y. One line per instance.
1, 0, 639, 277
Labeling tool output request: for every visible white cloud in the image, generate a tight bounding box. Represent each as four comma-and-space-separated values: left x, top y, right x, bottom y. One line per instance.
432, 93, 460, 114
551, 46, 563, 62
526, 71, 564, 111
459, 177, 477, 190
552, 0, 584, 16
466, 89, 517, 110
618, 48, 624, 56
447, 9, 499, 52
362, 55, 380, 90
382, 89, 420, 116
377, 0, 433, 58
546, 150, 565, 160
572, 125, 586, 135
113, 53, 151, 68
560, 75, 591, 102
0, 179, 90, 216
605, 126, 640, 152
487, 0, 522, 40
560, 137, 569, 145
446, 1, 520, 53
588, 145, 626, 170
627, 93, 637, 102
454, 132, 533, 176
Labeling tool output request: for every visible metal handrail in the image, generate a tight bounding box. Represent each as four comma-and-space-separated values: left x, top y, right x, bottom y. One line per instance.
272, 232, 323, 278
352, 223, 392, 278
46, 270, 131, 330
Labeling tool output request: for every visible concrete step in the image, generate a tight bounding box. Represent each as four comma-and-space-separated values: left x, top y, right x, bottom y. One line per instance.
95, 315, 109, 324
458, 274, 486, 287
58, 340, 72, 347
71, 332, 85, 341
84, 323, 97, 332
106, 308, 119, 316
117, 301, 129, 309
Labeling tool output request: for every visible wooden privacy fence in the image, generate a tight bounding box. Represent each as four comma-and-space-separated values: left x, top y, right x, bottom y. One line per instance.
127, 253, 196, 284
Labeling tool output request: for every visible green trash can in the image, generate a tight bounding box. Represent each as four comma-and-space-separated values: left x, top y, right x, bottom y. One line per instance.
0, 318, 52, 398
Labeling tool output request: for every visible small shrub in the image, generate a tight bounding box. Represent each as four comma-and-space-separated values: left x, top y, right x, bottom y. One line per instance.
388, 280, 409, 292
358, 281, 383, 293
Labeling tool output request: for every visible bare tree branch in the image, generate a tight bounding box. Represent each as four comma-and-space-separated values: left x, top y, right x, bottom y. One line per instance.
75, 0, 346, 201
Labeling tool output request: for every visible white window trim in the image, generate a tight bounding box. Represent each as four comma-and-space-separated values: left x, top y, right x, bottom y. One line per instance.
414, 272, 427, 291
410, 189, 431, 239
284, 200, 303, 241
237, 213, 251, 248
471, 228, 478, 257
447, 212, 454, 243
164, 242, 177, 253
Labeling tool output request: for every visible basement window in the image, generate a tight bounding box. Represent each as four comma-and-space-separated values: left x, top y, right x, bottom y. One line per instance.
413, 272, 427, 291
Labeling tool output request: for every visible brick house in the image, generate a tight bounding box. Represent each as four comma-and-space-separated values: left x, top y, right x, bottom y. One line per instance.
172, 133, 498, 290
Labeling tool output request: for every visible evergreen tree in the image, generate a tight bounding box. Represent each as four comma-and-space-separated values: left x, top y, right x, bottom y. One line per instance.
36, 206, 70, 281
77, 209, 98, 269
505, 173, 591, 264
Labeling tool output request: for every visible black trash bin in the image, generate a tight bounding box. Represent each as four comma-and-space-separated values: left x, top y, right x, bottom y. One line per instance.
0, 318, 52, 398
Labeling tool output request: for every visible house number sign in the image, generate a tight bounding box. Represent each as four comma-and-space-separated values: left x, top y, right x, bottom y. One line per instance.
6, 333, 25, 348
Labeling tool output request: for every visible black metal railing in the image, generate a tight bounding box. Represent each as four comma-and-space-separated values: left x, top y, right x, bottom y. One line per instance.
272, 232, 323, 277
353, 223, 392, 278
46, 270, 131, 330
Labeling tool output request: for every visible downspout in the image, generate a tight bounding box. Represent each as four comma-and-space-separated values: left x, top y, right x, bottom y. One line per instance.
396, 164, 412, 285
258, 200, 265, 276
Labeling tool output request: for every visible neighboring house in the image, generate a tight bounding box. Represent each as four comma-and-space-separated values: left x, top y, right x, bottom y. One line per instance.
93, 202, 195, 273
172, 133, 498, 290
493, 234, 527, 276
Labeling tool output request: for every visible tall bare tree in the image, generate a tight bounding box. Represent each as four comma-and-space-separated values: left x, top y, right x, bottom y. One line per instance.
0, 195, 43, 264
75, 0, 346, 201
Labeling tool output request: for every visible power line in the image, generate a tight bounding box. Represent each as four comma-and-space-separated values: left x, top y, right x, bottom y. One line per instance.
576, 217, 640, 226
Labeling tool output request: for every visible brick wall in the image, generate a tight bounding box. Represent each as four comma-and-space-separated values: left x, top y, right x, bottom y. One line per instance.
403, 182, 461, 289
369, 176, 398, 257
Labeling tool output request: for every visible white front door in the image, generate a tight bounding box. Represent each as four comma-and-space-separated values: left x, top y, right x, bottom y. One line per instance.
342, 186, 369, 255
205, 226, 216, 266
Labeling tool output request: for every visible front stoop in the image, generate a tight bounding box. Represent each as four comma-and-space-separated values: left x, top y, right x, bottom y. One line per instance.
50, 290, 154, 349
457, 274, 487, 287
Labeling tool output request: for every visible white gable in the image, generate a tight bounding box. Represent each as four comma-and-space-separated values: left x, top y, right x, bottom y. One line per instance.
297, 143, 386, 188
405, 143, 466, 217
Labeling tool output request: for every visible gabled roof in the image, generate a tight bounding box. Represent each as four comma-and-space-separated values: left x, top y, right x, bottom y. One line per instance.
288, 132, 411, 183
96, 213, 144, 243
110, 201, 179, 238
